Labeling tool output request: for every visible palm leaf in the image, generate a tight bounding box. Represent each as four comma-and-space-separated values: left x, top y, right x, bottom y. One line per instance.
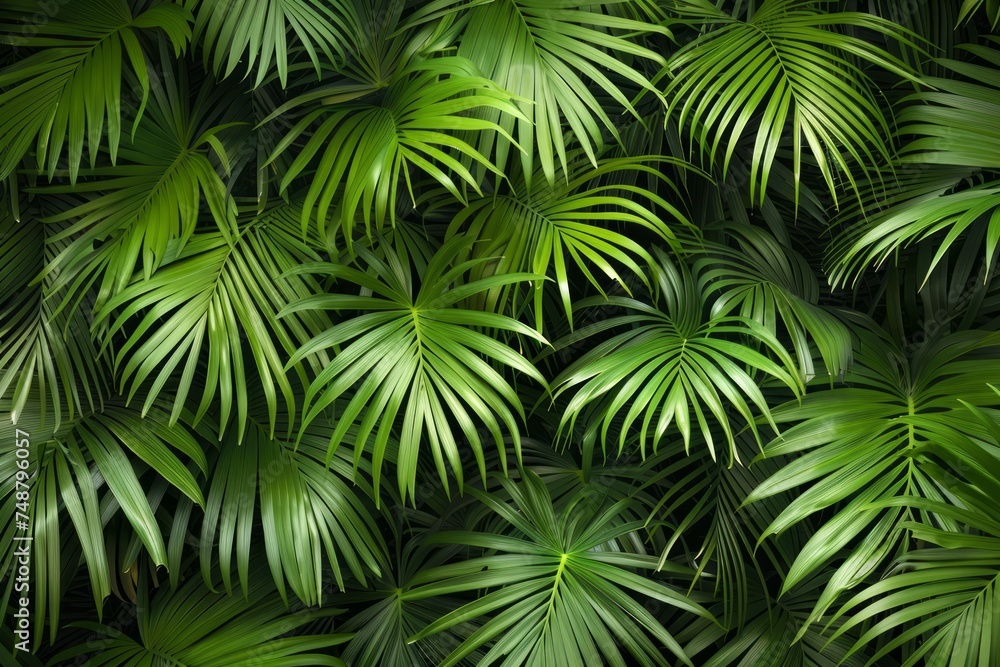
958, 0, 1000, 28
48, 569, 350, 666
447, 152, 696, 330
642, 433, 800, 630
822, 393, 1000, 666
2, 400, 205, 643
456, 0, 668, 187
680, 575, 872, 667
0, 0, 192, 182
695, 223, 853, 382
744, 320, 1000, 637
553, 248, 803, 464
830, 43, 1000, 287
407, 470, 715, 667
266, 55, 525, 247
94, 202, 334, 442
199, 417, 387, 607
664, 0, 919, 207
192, 0, 348, 87
35, 63, 238, 315
338, 528, 485, 667
280, 234, 548, 502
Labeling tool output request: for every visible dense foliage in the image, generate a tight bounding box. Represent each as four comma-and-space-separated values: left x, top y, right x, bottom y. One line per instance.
3, 1, 1000, 665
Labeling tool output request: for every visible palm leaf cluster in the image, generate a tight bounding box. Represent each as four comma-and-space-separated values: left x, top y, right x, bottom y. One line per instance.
3, 0, 1000, 665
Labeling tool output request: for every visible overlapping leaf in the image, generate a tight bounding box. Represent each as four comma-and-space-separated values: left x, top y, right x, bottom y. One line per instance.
2, 401, 205, 641
695, 223, 853, 382
457, 0, 668, 187
958, 0, 1000, 28
642, 434, 800, 629
200, 418, 386, 606
553, 249, 803, 464
94, 203, 334, 441
448, 153, 695, 330
49, 570, 349, 666
1, 199, 109, 430
831, 43, 1000, 287
407, 470, 715, 667
192, 0, 348, 87
36, 65, 238, 316
665, 0, 918, 206
828, 400, 1000, 666
339, 531, 485, 667
267, 55, 524, 247
745, 321, 1000, 636
281, 234, 548, 502
0, 0, 192, 182
678, 576, 870, 667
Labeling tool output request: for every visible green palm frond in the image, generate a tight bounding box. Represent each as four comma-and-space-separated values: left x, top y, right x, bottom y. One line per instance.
456, 0, 668, 187
93, 202, 333, 442
267, 54, 524, 247
830, 43, 1000, 287
448, 152, 697, 330
199, 417, 387, 606
834, 533, 1000, 667
553, 248, 803, 464
35, 64, 239, 316
695, 223, 853, 382
744, 320, 1000, 637
407, 470, 715, 667
828, 401, 1000, 667
0, 0, 192, 182
664, 0, 919, 207
2, 401, 205, 642
1, 200, 109, 430
48, 569, 349, 666
281, 234, 548, 501
192, 0, 348, 87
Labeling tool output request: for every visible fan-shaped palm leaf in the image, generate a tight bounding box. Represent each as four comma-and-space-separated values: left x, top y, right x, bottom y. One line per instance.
0, 0, 192, 182
744, 320, 1000, 636
642, 433, 800, 629
695, 223, 853, 382
338, 525, 485, 667
456, 0, 667, 188
553, 248, 803, 464
664, 0, 918, 206
447, 152, 696, 330
407, 470, 715, 667
2, 400, 205, 641
36, 63, 238, 315
267, 55, 524, 247
281, 234, 548, 501
49, 569, 349, 666
199, 417, 387, 606
812, 392, 1000, 666
830, 43, 1000, 287
192, 0, 348, 88
94, 202, 334, 441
